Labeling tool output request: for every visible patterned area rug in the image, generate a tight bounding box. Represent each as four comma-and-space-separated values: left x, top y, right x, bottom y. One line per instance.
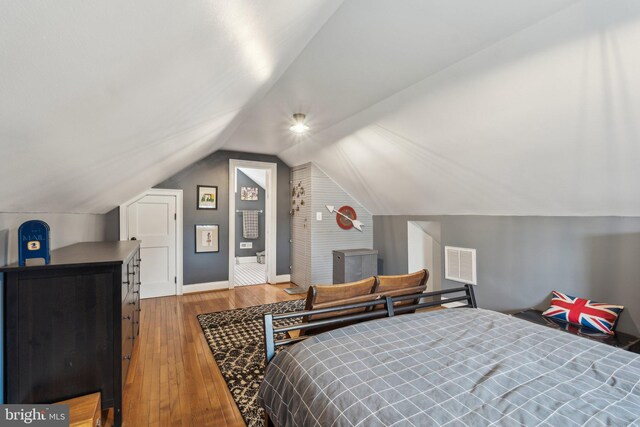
197, 299, 305, 427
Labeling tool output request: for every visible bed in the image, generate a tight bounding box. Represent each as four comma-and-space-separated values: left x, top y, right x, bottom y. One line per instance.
258, 289, 640, 426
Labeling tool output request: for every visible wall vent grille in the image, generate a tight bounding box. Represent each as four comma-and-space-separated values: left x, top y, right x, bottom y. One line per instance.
445, 246, 477, 285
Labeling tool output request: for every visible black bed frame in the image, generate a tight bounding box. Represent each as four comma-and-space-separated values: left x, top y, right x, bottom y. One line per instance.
263, 284, 477, 364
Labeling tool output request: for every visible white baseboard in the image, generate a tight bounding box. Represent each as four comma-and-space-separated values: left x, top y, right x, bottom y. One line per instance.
184, 276, 289, 291
183, 280, 229, 293
275, 274, 291, 283
237, 256, 258, 264
141, 288, 179, 299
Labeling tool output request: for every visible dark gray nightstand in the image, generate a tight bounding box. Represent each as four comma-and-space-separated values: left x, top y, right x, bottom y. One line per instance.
511, 309, 640, 353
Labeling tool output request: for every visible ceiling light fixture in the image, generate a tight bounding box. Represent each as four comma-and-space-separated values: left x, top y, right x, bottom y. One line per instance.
289, 113, 309, 134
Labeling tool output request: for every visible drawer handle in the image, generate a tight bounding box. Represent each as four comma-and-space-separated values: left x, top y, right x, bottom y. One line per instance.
122, 355, 131, 360
136, 308, 142, 312
135, 321, 140, 325
136, 281, 141, 285
123, 281, 129, 285
129, 301, 136, 305
133, 290, 139, 294
129, 272, 136, 276
122, 315, 131, 320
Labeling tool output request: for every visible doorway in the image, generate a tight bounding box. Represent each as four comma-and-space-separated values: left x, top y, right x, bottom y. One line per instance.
407, 221, 441, 292
120, 189, 183, 298
228, 159, 277, 287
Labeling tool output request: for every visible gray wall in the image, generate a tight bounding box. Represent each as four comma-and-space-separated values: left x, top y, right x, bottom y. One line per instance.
235, 170, 265, 257
104, 207, 120, 241
0, 212, 107, 267
155, 150, 291, 285
374, 215, 640, 335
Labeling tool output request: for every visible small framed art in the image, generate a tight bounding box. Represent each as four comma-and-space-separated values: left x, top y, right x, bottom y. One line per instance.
195, 224, 219, 253
241, 186, 258, 201
197, 185, 218, 210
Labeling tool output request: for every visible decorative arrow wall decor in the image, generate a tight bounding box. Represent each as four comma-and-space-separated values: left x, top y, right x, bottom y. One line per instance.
326, 205, 363, 232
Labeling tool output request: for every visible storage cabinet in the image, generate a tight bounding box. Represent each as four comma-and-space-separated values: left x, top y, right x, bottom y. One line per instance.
333, 249, 378, 284
1, 241, 141, 427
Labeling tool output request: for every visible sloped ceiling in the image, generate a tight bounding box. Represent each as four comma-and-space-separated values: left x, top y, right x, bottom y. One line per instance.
224, 0, 580, 154
3, 0, 640, 216
228, 0, 640, 216
238, 168, 266, 190
0, 0, 342, 213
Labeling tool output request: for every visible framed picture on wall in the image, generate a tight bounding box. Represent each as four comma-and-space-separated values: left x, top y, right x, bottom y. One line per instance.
241, 186, 259, 201
195, 224, 219, 253
197, 185, 218, 209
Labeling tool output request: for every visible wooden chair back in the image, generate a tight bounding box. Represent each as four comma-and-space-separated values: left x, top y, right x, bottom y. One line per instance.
302, 277, 378, 333
373, 269, 429, 311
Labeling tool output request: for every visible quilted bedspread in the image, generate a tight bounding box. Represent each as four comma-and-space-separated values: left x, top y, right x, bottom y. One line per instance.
258, 308, 640, 426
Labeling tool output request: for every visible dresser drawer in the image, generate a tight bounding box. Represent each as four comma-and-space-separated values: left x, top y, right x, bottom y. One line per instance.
121, 293, 134, 384
132, 250, 141, 336
121, 293, 135, 343
121, 265, 130, 302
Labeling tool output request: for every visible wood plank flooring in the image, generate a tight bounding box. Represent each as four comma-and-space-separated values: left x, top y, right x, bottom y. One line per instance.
122, 283, 301, 427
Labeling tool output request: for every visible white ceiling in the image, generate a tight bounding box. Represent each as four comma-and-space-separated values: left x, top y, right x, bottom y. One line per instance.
0, 0, 342, 213
276, 0, 640, 215
224, 0, 579, 154
3, 0, 640, 216
238, 168, 266, 190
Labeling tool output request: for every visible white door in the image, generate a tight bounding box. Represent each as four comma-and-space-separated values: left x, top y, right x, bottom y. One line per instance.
127, 195, 177, 299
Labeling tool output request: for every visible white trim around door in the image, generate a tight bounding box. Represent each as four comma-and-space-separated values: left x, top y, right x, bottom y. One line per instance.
119, 188, 184, 296
229, 159, 277, 288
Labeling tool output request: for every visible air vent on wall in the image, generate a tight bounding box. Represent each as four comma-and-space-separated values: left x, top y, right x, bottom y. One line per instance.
445, 246, 477, 285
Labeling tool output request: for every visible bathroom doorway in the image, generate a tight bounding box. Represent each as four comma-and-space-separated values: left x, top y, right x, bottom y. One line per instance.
228, 159, 277, 287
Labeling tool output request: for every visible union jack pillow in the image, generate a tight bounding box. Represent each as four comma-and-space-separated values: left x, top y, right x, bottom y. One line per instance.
542, 290, 624, 335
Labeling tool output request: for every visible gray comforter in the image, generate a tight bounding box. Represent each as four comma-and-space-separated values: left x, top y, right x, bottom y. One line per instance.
258, 308, 640, 426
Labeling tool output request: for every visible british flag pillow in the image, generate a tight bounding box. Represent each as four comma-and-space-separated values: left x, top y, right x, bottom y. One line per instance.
542, 291, 624, 335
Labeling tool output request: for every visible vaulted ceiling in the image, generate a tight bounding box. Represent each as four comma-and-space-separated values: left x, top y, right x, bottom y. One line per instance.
2, 0, 640, 215
0, 0, 342, 213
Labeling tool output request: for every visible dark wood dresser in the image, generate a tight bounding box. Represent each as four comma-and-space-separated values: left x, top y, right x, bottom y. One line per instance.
1, 241, 141, 427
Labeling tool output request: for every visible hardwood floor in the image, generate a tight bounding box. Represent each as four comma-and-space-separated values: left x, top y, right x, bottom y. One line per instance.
122, 283, 301, 427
